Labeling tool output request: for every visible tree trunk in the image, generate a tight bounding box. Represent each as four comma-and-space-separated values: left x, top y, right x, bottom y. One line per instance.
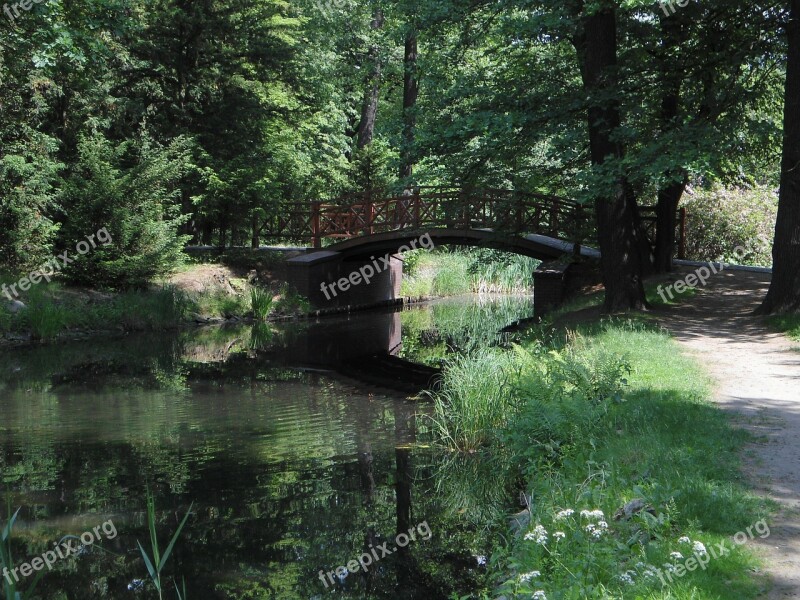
758, 0, 800, 314
357, 9, 385, 150
576, 5, 647, 312
400, 28, 419, 179
653, 12, 689, 273
654, 177, 686, 272
251, 213, 259, 249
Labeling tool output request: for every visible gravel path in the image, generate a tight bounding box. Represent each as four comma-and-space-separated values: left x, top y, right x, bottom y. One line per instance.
654, 268, 800, 599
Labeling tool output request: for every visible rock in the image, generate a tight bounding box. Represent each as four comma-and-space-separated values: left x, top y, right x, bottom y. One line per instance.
509, 508, 530, 534
613, 498, 656, 521
5, 300, 26, 313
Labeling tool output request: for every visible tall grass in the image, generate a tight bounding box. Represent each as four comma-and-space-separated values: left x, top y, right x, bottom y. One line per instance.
464, 318, 773, 599
0, 508, 44, 600
401, 248, 540, 298
249, 287, 274, 321
138, 491, 193, 600
426, 349, 519, 451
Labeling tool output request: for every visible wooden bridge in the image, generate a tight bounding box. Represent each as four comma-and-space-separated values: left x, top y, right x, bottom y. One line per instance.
264, 186, 590, 249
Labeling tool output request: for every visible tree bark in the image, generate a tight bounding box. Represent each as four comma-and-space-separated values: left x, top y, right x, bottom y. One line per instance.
758, 0, 800, 314
400, 28, 419, 179
576, 4, 647, 312
653, 12, 689, 273
357, 9, 385, 150
654, 177, 687, 272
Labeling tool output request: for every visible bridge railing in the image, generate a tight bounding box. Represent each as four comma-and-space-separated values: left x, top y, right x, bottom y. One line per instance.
301, 187, 587, 248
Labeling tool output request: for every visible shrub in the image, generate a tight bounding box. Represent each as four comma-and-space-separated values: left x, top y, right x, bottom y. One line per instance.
682, 185, 776, 266
60, 133, 193, 289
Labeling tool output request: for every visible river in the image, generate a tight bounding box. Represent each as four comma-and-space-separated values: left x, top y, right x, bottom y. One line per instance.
0, 294, 534, 599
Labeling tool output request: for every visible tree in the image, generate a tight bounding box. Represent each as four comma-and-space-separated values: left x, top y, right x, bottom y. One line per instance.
573, 2, 647, 311
759, 1, 800, 314
61, 133, 192, 289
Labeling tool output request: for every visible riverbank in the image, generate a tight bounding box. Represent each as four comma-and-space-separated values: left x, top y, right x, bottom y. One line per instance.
425, 280, 775, 598
1, 247, 542, 346
0, 261, 310, 345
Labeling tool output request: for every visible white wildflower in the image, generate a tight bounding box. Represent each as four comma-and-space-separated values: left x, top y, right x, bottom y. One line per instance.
597, 521, 609, 530
554, 509, 575, 520
524, 524, 548, 545
663, 563, 677, 573
670, 551, 684, 561
553, 531, 566, 540
519, 571, 541, 582
643, 567, 660, 579
678, 536, 691, 544
618, 571, 635, 585
693, 541, 707, 556
580, 509, 605, 520
532, 592, 547, 600
635, 561, 646, 569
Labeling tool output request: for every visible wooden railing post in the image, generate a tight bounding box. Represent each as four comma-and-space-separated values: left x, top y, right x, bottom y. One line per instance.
413, 187, 421, 228
311, 201, 321, 248
678, 206, 687, 259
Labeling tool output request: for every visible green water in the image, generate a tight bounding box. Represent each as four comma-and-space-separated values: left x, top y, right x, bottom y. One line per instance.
0, 294, 534, 599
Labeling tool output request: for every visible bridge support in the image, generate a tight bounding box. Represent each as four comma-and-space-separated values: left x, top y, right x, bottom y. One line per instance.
287, 250, 404, 311
533, 260, 599, 317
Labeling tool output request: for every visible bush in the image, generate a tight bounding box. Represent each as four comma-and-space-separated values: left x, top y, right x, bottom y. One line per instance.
60, 133, 193, 289
682, 186, 776, 266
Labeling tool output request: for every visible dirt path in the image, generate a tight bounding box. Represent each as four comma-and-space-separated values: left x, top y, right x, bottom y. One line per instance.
654, 268, 800, 598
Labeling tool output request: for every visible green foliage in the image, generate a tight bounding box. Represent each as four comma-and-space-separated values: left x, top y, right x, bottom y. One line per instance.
348, 140, 398, 193
682, 186, 777, 266
427, 349, 518, 452
61, 133, 192, 289
768, 314, 800, 341
249, 287, 274, 321
0, 131, 62, 274
491, 319, 770, 599
138, 491, 193, 600
401, 249, 540, 298
0, 284, 191, 339
504, 339, 630, 476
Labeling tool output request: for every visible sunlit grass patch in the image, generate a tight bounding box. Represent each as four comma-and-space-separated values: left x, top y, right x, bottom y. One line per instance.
767, 313, 800, 341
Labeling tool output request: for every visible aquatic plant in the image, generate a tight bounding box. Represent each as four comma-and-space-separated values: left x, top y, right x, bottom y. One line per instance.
0, 508, 43, 600
137, 491, 193, 600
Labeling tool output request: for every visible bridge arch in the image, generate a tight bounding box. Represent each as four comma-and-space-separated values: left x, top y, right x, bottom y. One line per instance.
326, 228, 598, 261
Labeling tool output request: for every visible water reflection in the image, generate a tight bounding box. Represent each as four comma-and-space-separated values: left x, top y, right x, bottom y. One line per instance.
0, 294, 534, 598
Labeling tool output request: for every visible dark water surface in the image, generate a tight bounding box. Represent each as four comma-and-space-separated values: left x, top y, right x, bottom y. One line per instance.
0, 295, 534, 599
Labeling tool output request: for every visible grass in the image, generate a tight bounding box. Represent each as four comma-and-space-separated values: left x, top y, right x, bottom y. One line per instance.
401, 248, 541, 298
0, 276, 296, 341
767, 313, 800, 341
1, 508, 44, 600
249, 287, 274, 321
0, 283, 193, 340
425, 306, 772, 599
138, 491, 193, 600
